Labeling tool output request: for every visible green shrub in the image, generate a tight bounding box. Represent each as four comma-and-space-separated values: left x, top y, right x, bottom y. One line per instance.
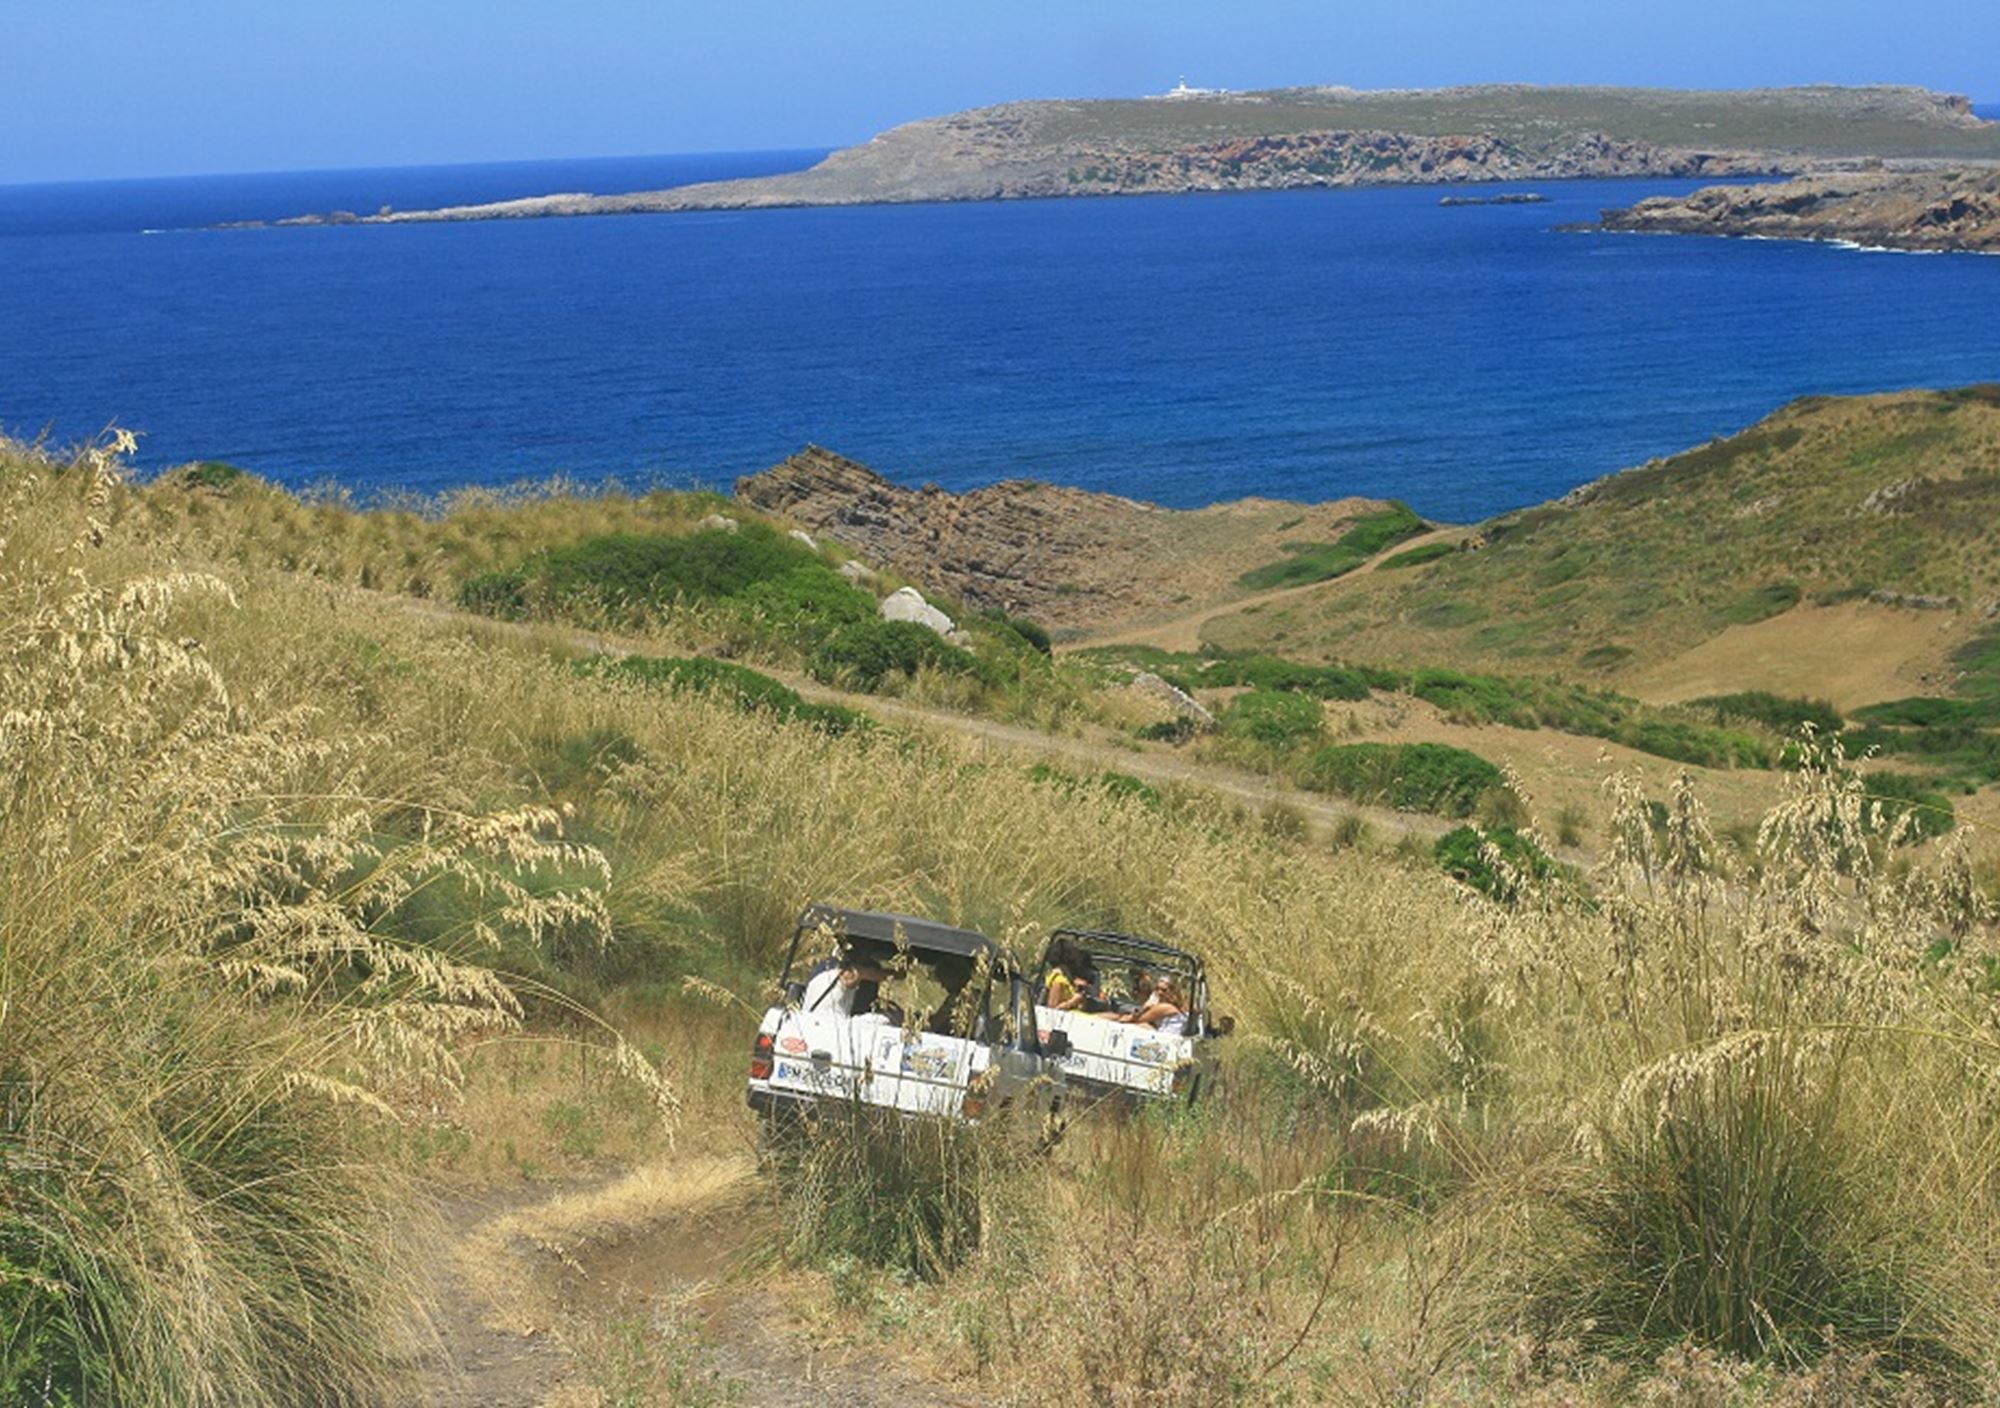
1434, 825, 1557, 902
1219, 690, 1324, 751
812, 620, 985, 690
456, 566, 530, 617
465, 523, 881, 636
1202, 655, 1393, 700
536, 524, 813, 607
1613, 717, 1770, 770
1300, 742, 1502, 818
977, 608, 1054, 657
1860, 770, 1957, 842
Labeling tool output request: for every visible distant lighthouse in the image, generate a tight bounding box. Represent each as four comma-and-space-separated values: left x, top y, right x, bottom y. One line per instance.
1157, 75, 1224, 100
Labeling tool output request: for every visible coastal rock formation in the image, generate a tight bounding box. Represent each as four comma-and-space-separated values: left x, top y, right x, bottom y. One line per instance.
245, 85, 2000, 228
735, 445, 1387, 632
1597, 169, 2000, 253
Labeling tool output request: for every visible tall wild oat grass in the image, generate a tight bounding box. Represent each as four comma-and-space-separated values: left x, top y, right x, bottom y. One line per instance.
0, 439, 669, 1404
11, 436, 2000, 1401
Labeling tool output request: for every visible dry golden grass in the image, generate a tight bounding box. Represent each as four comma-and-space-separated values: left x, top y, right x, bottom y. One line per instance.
11, 433, 2000, 1403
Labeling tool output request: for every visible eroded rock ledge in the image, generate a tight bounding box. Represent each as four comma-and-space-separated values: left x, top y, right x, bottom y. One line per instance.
735, 446, 1382, 632
1597, 170, 2000, 253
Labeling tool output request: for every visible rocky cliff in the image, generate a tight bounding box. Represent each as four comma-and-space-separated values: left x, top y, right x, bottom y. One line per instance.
734, 446, 1386, 631
246, 85, 2000, 228
1598, 169, 2000, 253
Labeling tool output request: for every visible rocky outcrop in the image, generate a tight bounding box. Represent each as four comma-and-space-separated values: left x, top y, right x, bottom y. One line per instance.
241, 85, 2000, 228
1129, 673, 1215, 729
735, 445, 1388, 632
1597, 170, 2000, 253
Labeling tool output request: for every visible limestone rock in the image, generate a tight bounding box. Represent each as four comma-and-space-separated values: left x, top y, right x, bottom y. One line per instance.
881, 586, 960, 642
1129, 672, 1215, 729
837, 560, 877, 583
788, 529, 818, 550
698, 513, 739, 533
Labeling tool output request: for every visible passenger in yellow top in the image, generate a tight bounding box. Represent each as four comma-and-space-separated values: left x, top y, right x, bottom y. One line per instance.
1042, 937, 1090, 1011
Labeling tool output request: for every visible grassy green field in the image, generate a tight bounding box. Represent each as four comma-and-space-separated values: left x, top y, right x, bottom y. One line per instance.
1204, 387, 2000, 676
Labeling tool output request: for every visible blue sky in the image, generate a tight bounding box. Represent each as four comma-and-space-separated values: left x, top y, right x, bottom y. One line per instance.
6, 0, 1997, 183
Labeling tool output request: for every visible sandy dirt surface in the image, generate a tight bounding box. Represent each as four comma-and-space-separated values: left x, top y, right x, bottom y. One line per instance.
412, 1154, 992, 1407
1617, 602, 1970, 713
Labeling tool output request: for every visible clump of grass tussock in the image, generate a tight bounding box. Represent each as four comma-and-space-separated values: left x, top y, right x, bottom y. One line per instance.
0, 438, 671, 1403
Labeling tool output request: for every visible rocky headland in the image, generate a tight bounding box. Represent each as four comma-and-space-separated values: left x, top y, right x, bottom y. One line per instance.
1597, 168, 2000, 252
239, 84, 2000, 228
735, 445, 1388, 632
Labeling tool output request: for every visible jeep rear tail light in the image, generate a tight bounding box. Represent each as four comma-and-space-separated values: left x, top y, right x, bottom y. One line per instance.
750, 1032, 774, 1081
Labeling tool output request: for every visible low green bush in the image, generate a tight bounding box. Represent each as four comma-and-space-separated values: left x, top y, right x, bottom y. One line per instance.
1202, 655, 1393, 700
812, 620, 986, 690
1860, 770, 1957, 842
1218, 690, 1323, 751
457, 566, 530, 617
1434, 825, 1557, 902
1300, 742, 1502, 818
976, 608, 1053, 657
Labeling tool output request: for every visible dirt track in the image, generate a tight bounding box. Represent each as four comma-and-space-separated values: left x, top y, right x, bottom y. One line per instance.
370, 588, 1460, 852
415, 1155, 990, 1406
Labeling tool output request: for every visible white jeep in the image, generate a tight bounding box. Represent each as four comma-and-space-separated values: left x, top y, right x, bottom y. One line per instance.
1033, 928, 1219, 1106
746, 906, 1064, 1128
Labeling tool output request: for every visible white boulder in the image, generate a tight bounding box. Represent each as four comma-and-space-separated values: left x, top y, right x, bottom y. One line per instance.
881, 586, 959, 641
837, 560, 878, 583
787, 529, 818, 550
697, 513, 739, 533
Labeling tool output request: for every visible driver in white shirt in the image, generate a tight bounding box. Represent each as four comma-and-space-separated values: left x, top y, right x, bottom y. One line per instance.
801, 955, 890, 1017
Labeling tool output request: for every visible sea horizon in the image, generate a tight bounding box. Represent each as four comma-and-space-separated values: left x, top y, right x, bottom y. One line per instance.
3, 125, 1998, 522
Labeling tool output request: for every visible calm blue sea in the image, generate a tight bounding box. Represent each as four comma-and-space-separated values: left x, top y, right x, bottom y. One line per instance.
2, 124, 1998, 521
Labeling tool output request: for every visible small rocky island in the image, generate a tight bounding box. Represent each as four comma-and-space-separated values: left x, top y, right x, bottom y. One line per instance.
1598, 169, 2000, 253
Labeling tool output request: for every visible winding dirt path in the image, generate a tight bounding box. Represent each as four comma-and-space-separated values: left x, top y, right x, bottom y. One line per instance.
366, 588, 1458, 850
415, 1155, 990, 1406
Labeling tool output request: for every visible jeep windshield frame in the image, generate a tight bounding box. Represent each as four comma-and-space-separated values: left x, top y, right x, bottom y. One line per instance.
778, 906, 1029, 1044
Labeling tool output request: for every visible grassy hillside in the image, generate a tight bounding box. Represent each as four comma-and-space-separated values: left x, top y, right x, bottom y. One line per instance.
11, 433, 2000, 1403
1204, 387, 2000, 680
1032, 84, 2000, 159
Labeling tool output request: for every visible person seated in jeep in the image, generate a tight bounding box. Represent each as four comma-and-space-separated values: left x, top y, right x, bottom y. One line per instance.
1115, 977, 1188, 1035
1042, 937, 1090, 1011
801, 954, 890, 1018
